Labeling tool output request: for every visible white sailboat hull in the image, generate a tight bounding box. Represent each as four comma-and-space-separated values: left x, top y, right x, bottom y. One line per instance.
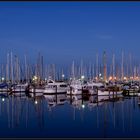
29, 88, 44, 96
12, 89, 26, 92
44, 88, 67, 94
0, 88, 9, 92
67, 90, 82, 95
98, 90, 122, 96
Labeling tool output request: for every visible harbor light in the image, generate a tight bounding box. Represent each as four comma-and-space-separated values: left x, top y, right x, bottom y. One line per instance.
82, 104, 85, 109
32, 76, 37, 81
34, 76, 37, 80
62, 74, 65, 78
2, 98, 5, 102
35, 100, 38, 104
1, 77, 4, 81
81, 75, 85, 80
123, 77, 127, 80
109, 76, 112, 80
99, 73, 102, 77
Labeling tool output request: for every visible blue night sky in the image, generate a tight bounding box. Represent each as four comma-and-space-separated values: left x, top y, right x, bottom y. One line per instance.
0, 2, 140, 67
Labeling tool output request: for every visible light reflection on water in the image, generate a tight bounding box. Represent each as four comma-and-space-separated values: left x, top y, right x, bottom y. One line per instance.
0, 93, 139, 138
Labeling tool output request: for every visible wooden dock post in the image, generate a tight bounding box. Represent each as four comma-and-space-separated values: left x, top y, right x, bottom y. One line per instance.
109, 89, 110, 99
113, 88, 114, 100
55, 85, 57, 104
82, 87, 83, 105
115, 86, 117, 98
55, 85, 57, 93
70, 86, 72, 104
97, 87, 98, 106
33, 87, 35, 98
56, 93, 57, 104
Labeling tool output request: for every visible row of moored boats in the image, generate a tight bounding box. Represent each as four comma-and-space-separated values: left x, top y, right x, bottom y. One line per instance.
0, 79, 140, 97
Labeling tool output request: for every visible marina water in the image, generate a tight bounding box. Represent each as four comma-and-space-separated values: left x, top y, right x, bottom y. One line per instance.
0, 94, 140, 138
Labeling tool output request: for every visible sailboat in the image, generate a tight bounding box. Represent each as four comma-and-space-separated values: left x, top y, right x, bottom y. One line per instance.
67, 61, 83, 95
11, 83, 29, 96
67, 79, 83, 95
44, 79, 68, 94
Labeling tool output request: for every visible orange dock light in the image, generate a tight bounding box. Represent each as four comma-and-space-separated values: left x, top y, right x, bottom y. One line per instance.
109, 76, 112, 81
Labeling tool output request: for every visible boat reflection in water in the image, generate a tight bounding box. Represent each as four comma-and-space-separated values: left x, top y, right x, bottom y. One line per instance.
0, 91, 139, 138
44, 93, 67, 108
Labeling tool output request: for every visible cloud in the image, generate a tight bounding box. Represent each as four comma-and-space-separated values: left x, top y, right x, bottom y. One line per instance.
97, 34, 112, 40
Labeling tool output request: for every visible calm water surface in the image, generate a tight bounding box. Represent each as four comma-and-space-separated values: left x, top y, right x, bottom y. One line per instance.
0, 93, 140, 138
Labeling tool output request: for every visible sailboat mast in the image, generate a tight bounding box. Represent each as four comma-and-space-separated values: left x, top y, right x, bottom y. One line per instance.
18, 59, 21, 83
15, 56, 19, 83
80, 59, 83, 77
112, 54, 115, 81
92, 63, 95, 80
121, 51, 124, 80
72, 61, 75, 79
103, 51, 107, 82
96, 53, 98, 80
129, 53, 132, 79
10, 52, 13, 84
52, 64, 55, 81
134, 66, 136, 80
6, 53, 9, 82
126, 59, 129, 80
41, 55, 44, 80
24, 54, 27, 82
